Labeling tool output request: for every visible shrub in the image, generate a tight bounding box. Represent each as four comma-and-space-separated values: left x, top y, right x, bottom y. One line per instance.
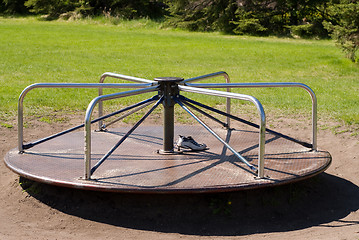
289, 24, 314, 38
232, 18, 267, 35
24, 0, 84, 19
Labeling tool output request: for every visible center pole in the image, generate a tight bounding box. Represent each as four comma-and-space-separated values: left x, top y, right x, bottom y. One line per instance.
154, 77, 183, 154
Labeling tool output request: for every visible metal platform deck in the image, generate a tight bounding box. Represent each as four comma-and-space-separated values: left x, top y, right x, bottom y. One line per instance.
5, 125, 331, 193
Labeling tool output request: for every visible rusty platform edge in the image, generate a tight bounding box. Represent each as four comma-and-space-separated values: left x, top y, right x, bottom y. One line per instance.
4, 149, 332, 194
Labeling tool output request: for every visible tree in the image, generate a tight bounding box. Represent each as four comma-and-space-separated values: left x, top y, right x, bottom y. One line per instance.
166, 0, 332, 37
1, 0, 29, 14
165, 0, 238, 32
24, 0, 90, 19
324, 1, 359, 62
22, 0, 166, 20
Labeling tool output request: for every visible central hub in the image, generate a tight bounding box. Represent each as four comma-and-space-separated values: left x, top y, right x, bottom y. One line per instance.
154, 77, 184, 154
154, 77, 184, 82
155, 77, 183, 107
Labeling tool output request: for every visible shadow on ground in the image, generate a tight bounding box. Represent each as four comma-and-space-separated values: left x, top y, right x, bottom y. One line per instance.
21, 173, 359, 236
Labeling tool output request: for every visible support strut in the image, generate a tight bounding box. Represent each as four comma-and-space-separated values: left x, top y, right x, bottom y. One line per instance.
154, 77, 183, 154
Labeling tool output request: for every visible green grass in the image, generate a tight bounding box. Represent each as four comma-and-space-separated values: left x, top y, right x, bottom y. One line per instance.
0, 16, 358, 128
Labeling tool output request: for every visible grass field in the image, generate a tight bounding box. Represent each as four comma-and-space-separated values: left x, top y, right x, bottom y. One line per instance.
0, 16, 358, 130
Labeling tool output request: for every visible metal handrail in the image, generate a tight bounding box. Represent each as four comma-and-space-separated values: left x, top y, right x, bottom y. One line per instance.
84, 86, 159, 179
182, 71, 229, 84
90, 96, 163, 176
182, 71, 232, 127
18, 82, 152, 153
179, 85, 266, 178
185, 82, 317, 151
100, 72, 156, 84
98, 72, 157, 130
17, 73, 317, 181
175, 98, 258, 173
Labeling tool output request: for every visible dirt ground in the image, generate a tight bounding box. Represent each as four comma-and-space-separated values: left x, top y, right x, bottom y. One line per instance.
1, 117, 359, 240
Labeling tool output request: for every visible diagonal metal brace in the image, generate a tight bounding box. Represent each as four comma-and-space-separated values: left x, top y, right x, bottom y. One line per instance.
174, 97, 258, 174
90, 96, 164, 175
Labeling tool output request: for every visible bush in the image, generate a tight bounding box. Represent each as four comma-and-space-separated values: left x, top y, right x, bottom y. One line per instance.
232, 18, 267, 35
24, 0, 85, 19
289, 24, 314, 38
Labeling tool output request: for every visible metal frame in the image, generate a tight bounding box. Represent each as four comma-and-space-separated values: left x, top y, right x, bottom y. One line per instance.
84, 86, 159, 179
175, 98, 259, 173
181, 71, 232, 127
98, 73, 156, 130
98, 71, 231, 129
178, 85, 266, 177
179, 95, 312, 148
17, 82, 152, 153
89, 96, 163, 176
16, 71, 318, 182
185, 81, 317, 150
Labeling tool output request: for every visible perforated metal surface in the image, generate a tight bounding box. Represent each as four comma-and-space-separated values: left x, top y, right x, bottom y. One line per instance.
5, 125, 331, 193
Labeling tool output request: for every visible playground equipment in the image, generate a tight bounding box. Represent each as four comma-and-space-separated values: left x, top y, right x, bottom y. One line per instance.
4, 71, 331, 193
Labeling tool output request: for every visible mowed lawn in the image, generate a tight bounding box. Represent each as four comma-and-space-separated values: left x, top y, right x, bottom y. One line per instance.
0, 17, 358, 129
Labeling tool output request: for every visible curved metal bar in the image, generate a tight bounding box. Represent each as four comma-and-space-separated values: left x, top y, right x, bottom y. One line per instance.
91, 97, 163, 175
182, 71, 229, 84
175, 98, 258, 174
100, 72, 156, 84
185, 82, 317, 150
17, 82, 152, 153
182, 71, 231, 127
84, 86, 159, 179
178, 85, 266, 178
22, 96, 159, 150
180, 95, 312, 148
98, 72, 157, 130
